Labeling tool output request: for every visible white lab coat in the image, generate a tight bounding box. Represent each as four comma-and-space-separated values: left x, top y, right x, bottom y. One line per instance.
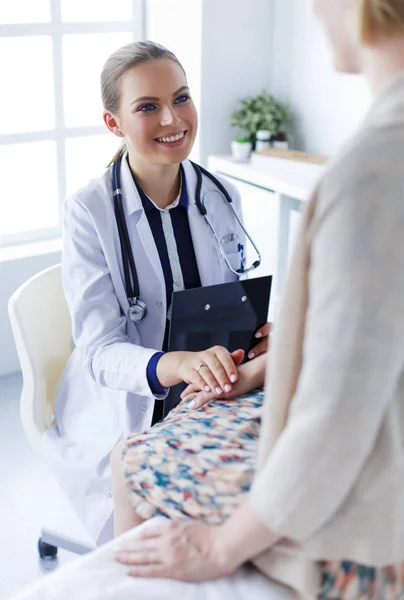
43, 157, 244, 543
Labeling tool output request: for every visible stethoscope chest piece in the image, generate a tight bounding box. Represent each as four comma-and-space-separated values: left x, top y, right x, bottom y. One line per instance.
127, 297, 148, 323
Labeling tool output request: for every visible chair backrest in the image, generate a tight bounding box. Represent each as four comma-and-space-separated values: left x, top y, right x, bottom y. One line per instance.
8, 264, 72, 454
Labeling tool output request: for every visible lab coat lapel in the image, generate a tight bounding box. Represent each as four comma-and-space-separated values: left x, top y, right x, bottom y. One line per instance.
183, 161, 218, 287
135, 213, 165, 288
120, 154, 164, 288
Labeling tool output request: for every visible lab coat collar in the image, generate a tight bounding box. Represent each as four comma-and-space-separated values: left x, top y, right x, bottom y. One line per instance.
120, 153, 143, 216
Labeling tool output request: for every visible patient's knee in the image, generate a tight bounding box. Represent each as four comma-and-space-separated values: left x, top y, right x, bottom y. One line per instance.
110, 440, 126, 474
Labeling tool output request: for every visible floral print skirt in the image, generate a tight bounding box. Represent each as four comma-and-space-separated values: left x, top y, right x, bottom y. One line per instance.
122, 390, 404, 598
122, 390, 263, 524
319, 561, 404, 599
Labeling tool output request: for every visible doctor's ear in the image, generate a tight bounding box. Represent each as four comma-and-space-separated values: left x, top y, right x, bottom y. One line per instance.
103, 111, 124, 137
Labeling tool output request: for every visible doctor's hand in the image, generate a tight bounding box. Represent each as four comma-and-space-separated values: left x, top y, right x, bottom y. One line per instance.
181, 351, 267, 410
247, 321, 272, 361
156, 347, 243, 396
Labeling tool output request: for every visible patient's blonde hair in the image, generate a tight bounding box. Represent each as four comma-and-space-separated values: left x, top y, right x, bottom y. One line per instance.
359, 0, 404, 44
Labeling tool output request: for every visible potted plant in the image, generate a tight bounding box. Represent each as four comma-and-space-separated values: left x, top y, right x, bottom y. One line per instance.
231, 135, 252, 161
267, 100, 292, 149
231, 91, 292, 150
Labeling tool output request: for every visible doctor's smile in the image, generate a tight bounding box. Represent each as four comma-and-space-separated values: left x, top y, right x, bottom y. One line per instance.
154, 130, 188, 147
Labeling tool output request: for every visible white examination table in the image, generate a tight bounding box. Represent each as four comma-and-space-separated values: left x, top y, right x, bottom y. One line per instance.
11, 518, 292, 600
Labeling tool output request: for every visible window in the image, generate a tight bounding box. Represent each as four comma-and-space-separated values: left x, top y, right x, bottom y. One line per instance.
0, 0, 143, 246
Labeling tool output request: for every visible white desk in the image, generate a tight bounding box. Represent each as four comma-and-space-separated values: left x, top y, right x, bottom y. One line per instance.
208, 154, 324, 315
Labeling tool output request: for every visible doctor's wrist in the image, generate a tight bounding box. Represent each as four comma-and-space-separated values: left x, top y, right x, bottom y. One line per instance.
147, 352, 167, 396
155, 351, 192, 388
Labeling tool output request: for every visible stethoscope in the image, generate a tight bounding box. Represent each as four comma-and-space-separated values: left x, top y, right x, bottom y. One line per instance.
112, 155, 261, 323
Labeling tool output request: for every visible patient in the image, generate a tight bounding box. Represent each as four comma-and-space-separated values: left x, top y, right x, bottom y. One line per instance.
111, 351, 267, 536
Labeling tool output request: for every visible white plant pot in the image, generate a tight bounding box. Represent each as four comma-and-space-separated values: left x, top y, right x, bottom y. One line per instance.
231, 140, 252, 161
272, 140, 289, 150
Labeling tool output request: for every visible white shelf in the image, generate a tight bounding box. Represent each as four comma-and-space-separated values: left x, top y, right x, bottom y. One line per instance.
208, 154, 324, 202
208, 153, 324, 302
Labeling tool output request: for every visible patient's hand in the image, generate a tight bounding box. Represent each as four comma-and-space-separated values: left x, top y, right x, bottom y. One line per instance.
248, 321, 272, 360
115, 519, 234, 581
181, 351, 267, 410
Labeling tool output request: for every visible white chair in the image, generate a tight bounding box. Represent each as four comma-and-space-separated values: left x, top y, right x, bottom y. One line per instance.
8, 264, 95, 559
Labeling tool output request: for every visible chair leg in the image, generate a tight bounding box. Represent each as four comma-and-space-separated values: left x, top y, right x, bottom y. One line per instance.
38, 537, 58, 560
40, 528, 95, 557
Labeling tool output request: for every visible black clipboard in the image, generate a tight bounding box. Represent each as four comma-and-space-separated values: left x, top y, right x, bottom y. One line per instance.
162, 275, 272, 417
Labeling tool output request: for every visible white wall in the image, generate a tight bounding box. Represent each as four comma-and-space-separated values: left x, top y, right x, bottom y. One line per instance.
198, 0, 273, 164
146, 0, 274, 165
270, 0, 372, 156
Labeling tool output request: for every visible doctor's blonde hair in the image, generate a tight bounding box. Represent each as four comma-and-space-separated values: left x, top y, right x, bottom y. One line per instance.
358, 0, 404, 43
101, 41, 186, 166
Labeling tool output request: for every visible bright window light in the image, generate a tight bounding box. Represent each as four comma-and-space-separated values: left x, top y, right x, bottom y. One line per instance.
65, 134, 122, 197
0, 142, 59, 236
0, 37, 55, 135
63, 32, 132, 128
0, 3, 141, 246
0, 0, 50, 24
61, 0, 132, 23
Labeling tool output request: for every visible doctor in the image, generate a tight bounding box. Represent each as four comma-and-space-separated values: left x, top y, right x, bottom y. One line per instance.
44, 40, 268, 545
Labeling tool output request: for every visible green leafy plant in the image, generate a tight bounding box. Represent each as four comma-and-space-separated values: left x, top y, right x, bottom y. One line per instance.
234, 135, 251, 143
231, 91, 292, 142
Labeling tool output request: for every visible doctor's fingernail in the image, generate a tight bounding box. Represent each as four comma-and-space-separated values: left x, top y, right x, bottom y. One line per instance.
255, 332, 262, 338
248, 352, 255, 360
224, 384, 232, 393
230, 374, 237, 383
215, 387, 222, 395
204, 386, 210, 392
189, 400, 196, 409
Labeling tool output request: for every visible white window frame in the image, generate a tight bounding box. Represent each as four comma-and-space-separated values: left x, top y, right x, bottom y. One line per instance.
0, 0, 144, 247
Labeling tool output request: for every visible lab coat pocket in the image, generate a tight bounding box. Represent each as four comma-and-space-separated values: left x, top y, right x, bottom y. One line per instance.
53, 355, 123, 461
219, 250, 242, 274
220, 236, 240, 255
